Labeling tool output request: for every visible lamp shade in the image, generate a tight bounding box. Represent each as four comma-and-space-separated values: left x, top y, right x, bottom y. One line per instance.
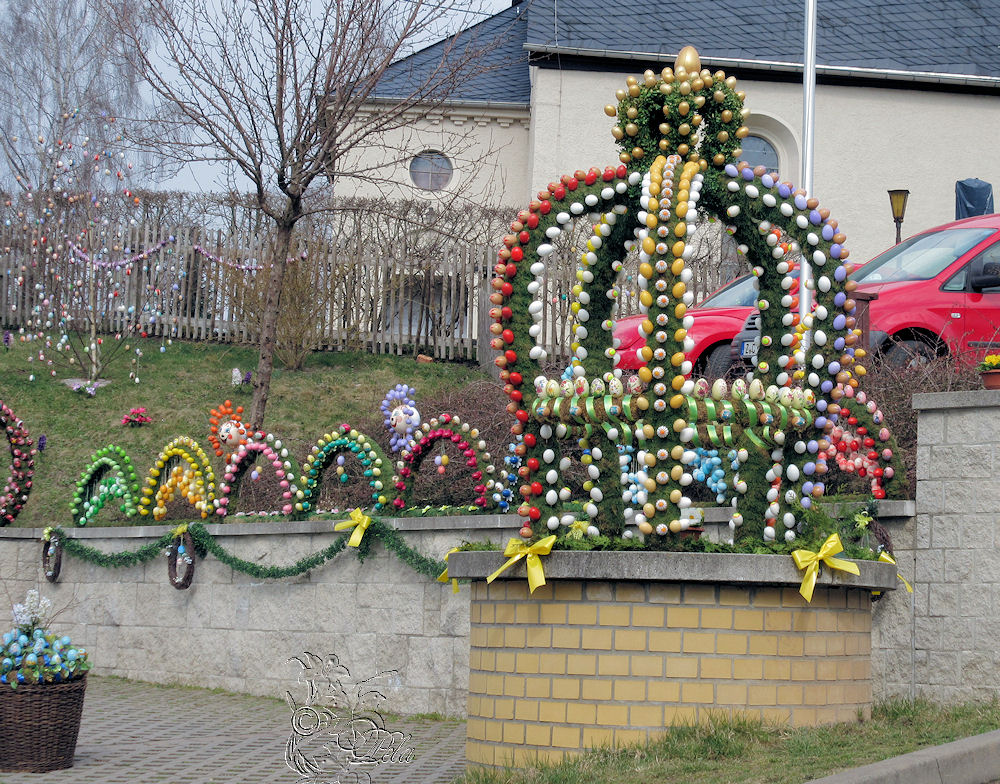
888, 189, 910, 221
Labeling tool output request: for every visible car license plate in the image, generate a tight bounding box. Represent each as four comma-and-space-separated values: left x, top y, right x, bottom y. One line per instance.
740, 339, 759, 358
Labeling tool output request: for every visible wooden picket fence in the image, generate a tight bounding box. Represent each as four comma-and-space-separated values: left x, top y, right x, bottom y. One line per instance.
0, 224, 737, 366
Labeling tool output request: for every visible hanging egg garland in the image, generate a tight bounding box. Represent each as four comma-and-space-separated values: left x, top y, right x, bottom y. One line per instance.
0, 400, 34, 526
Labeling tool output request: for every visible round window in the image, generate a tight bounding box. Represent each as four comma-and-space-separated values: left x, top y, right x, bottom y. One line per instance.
409, 151, 453, 191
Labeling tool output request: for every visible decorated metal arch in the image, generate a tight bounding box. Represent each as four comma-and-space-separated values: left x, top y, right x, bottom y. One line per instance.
294, 425, 388, 515
138, 436, 216, 520
214, 434, 299, 517
489, 46, 903, 548
71, 445, 139, 526
0, 400, 34, 526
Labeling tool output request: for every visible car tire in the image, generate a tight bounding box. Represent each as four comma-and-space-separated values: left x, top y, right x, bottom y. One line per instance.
883, 339, 937, 369
704, 344, 733, 379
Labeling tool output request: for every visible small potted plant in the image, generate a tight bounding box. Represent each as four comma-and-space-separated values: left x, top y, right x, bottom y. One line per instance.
0, 589, 90, 772
977, 354, 1000, 389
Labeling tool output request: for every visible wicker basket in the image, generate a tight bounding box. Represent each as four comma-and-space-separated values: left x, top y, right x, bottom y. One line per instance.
0, 674, 86, 772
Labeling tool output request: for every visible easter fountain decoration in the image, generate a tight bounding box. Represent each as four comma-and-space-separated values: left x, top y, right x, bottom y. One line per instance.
488, 45, 903, 550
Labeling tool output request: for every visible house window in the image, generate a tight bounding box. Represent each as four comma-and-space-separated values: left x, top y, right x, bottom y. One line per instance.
741, 135, 779, 174
409, 151, 453, 191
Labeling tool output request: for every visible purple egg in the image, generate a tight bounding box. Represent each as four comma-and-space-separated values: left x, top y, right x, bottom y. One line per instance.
833, 264, 847, 281
809, 209, 822, 225
834, 337, 846, 351
725, 164, 738, 177
801, 497, 812, 509
830, 243, 842, 258
802, 481, 814, 494
742, 167, 755, 181
834, 292, 847, 307
807, 440, 818, 453
761, 174, 775, 188
794, 194, 808, 210
778, 184, 791, 198
816, 399, 828, 411
828, 361, 841, 374
822, 224, 835, 241
815, 416, 827, 429
828, 413, 838, 424
833, 314, 847, 330
820, 380, 833, 394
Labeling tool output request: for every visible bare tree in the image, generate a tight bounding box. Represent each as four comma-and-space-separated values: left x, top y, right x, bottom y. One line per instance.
112, 0, 511, 427
0, 0, 146, 201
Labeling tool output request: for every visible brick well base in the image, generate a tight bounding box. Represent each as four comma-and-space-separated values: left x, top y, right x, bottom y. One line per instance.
466, 578, 874, 767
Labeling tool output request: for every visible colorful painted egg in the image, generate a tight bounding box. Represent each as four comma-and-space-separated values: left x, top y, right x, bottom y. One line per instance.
748, 379, 764, 399
560, 379, 575, 397
693, 378, 710, 399
625, 374, 643, 394
574, 377, 589, 396
711, 379, 727, 400
608, 377, 624, 396
590, 378, 606, 395
544, 379, 561, 398
730, 378, 748, 398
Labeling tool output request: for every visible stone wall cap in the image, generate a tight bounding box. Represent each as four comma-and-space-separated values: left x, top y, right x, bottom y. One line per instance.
448, 549, 898, 591
912, 389, 1000, 411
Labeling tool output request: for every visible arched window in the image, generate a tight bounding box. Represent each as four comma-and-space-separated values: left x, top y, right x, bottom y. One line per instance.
740, 135, 779, 174
409, 151, 453, 191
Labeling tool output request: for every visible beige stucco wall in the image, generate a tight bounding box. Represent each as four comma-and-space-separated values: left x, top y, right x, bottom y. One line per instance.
340, 105, 531, 212
527, 65, 1000, 263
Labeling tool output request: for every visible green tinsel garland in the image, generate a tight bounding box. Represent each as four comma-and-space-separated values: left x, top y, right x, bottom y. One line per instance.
46, 518, 449, 583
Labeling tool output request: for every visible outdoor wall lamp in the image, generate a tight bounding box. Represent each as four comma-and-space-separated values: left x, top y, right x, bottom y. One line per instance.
887, 189, 910, 245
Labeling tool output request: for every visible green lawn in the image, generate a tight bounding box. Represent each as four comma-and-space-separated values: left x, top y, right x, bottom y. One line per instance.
0, 338, 497, 527
459, 698, 1000, 784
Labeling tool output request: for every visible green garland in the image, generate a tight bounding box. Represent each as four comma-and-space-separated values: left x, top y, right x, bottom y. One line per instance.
45, 517, 448, 583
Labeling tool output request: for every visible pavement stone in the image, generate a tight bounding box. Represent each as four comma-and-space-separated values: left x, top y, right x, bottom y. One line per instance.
0, 676, 467, 784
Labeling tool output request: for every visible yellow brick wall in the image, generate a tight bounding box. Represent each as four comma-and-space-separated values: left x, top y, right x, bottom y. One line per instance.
467, 579, 874, 767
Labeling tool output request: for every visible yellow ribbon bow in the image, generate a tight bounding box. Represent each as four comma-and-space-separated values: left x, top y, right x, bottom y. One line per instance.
334, 508, 372, 548
878, 551, 914, 593
487, 535, 557, 594
791, 533, 861, 603
171, 523, 189, 538
437, 547, 461, 594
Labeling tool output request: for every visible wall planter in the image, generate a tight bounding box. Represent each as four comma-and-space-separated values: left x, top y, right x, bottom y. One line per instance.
981, 370, 1000, 390
449, 550, 896, 768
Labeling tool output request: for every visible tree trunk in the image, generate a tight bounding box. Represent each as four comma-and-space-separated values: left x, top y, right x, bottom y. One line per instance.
249, 221, 294, 428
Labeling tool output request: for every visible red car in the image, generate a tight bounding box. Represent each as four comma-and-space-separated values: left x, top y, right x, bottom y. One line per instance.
614, 274, 760, 376
619, 213, 1000, 373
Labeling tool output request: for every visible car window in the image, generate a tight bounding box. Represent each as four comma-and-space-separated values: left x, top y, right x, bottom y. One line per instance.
699, 269, 799, 308
854, 227, 996, 284
952, 241, 1000, 294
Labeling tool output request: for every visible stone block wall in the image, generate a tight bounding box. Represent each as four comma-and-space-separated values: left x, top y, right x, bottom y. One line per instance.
0, 516, 509, 716
872, 389, 1000, 704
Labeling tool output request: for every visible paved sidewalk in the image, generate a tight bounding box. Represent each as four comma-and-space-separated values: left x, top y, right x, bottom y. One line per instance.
2, 676, 467, 784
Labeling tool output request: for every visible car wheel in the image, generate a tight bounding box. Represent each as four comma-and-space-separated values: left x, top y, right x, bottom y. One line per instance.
703, 344, 733, 379
883, 339, 937, 369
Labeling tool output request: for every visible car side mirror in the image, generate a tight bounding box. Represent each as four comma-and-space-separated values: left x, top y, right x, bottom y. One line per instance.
969, 256, 1000, 292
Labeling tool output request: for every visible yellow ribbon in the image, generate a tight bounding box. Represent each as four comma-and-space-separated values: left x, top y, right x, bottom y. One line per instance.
437, 547, 461, 594
878, 551, 914, 593
41, 527, 54, 542
487, 535, 557, 594
333, 508, 371, 548
171, 523, 188, 538
791, 533, 861, 603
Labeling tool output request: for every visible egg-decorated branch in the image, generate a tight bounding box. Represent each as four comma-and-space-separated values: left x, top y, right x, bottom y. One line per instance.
71, 446, 139, 526
490, 45, 903, 549
0, 400, 35, 526
137, 436, 216, 520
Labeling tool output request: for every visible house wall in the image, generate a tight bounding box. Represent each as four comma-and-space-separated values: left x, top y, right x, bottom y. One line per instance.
528, 65, 1000, 263
339, 105, 531, 210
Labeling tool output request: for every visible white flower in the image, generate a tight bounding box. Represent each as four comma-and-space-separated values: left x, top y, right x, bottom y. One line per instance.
231, 367, 242, 387
12, 589, 52, 631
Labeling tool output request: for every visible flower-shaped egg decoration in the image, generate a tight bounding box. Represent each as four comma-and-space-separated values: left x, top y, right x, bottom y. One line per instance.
380, 385, 420, 453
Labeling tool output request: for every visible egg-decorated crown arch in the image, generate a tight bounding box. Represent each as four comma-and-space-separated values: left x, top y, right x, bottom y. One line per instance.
491, 46, 903, 548
215, 438, 299, 518
294, 425, 388, 516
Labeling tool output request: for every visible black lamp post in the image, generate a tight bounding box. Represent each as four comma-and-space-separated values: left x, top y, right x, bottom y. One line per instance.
888, 189, 910, 245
